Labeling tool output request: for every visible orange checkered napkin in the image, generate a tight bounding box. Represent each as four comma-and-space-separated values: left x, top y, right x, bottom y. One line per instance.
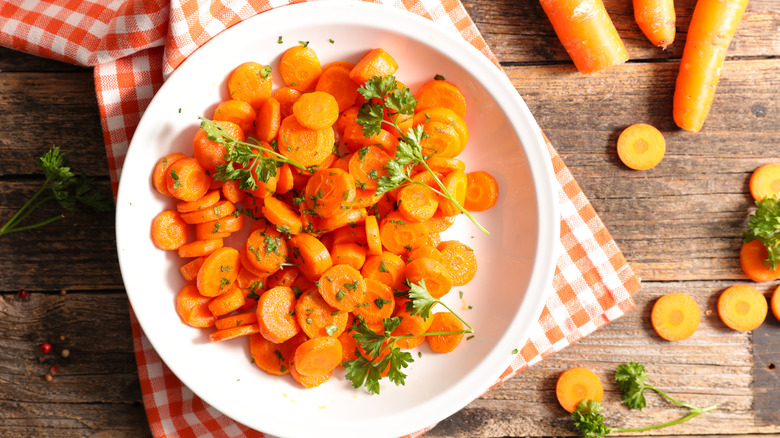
1, 0, 640, 436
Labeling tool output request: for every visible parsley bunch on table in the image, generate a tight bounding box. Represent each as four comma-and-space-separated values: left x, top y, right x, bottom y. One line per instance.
0, 146, 112, 237
571, 362, 717, 438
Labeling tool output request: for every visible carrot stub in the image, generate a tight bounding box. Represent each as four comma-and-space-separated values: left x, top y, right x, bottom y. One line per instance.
739, 240, 780, 283
673, 0, 750, 132
555, 367, 604, 413
749, 164, 780, 202
293, 336, 343, 377
633, 0, 676, 49
718, 284, 768, 331
256, 286, 301, 343
151, 210, 189, 250
650, 293, 701, 341
538, 0, 629, 74
617, 124, 665, 170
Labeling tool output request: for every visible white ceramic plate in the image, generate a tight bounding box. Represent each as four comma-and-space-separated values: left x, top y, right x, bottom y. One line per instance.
116, 2, 559, 437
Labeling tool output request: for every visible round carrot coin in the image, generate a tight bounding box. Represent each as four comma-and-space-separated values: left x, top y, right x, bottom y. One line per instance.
718, 284, 768, 331
555, 367, 604, 413
650, 293, 700, 341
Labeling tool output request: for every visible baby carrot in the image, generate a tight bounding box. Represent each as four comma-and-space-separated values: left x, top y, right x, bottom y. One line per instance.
633, 0, 676, 49
673, 0, 750, 132
651, 293, 701, 341
538, 0, 629, 74
718, 284, 768, 331
556, 366, 604, 413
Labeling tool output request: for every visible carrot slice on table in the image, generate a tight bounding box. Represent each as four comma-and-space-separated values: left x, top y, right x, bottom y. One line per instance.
166, 157, 211, 202
196, 247, 241, 297
212, 100, 257, 134
227, 61, 273, 108
651, 293, 701, 341
771, 284, 780, 322
315, 65, 359, 113
617, 123, 665, 170
349, 48, 398, 85
277, 115, 334, 167
740, 239, 780, 283
556, 367, 604, 413
426, 312, 464, 353
151, 210, 189, 250
176, 284, 216, 328
152, 152, 187, 197
437, 240, 477, 286
718, 284, 768, 331
538, 0, 629, 74
673, 0, 750, 132
405, 257, 453, 299
293, 336, 343, 376
633, 0, 676, 49
464, 171, 499, 212
287, 233, 333, 282
193, 121, 244, 173
249, 331, 306, 376
177, 238, 223, 258
292, 91, 339, 130
352, 278, 395, 324
256, 286, 301, 343
749, 163, 780, 201
209, 323, 260, 343
295, 289, 349, 339
279, 43, 322, 92
415, 79, 467, 119
317, 264, 367, 312
215, 312, 258, 330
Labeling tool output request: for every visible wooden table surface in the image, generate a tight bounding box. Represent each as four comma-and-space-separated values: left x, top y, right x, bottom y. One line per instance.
1, 0, 778, 437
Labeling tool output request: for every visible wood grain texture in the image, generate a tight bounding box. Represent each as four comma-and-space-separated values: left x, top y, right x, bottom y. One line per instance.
461, 0, 780, 64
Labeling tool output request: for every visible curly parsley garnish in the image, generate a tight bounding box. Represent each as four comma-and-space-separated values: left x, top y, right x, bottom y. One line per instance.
0, 146, 112, 237
743, 196, 780, 269
355, 75, 488, 234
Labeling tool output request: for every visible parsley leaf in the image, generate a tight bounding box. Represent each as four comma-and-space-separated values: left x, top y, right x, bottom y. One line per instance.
571, 401, 612, 438
743, 196, 780, 269
614, 362, 650, 410
1, 146, 112, 237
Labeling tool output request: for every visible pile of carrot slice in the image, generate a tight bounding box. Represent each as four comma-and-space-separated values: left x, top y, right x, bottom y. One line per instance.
149, 45, 499, 388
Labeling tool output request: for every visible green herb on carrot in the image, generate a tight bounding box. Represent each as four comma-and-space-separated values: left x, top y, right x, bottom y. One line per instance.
673, 0, 751, 132
356, 75, 489, 234
743, 196, 780, 270
0, 146, 112, 237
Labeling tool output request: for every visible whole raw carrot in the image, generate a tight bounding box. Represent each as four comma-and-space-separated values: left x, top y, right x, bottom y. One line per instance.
633, 0, 676, 49
673, 0, 751, 132
538, 0, 629, 74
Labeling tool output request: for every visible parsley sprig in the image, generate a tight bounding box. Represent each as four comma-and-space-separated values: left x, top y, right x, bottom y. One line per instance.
356, 76, 489, 234
0, 146, 112, 237
343, 280, 474, 394
198, 117, 306, 191
743, 196, 780, 270
571, 362, 717, 438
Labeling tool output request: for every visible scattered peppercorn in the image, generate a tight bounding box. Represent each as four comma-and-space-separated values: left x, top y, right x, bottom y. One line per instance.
40, 342, 52, 353
61, 349, 70, 358
58, 335, 66, 341
16, 289, 28, 299
49, 365, 60, 375
44, 373, 53, 382
60, 289, 67, 296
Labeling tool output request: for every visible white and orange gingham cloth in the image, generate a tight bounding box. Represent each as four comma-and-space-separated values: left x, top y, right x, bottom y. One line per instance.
1, 0, 641, 436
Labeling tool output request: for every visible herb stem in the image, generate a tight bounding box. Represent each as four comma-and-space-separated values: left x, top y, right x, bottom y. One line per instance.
649, 386, 700, 410
612, 404, 717, 433
419, 159, 489, 235
2, 214, 65, 235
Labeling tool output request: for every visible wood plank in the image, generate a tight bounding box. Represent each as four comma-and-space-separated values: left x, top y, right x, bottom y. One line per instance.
753, 312, 780, 428
0, 292, 150, 437
506, 59, 780, 282
0, 47, 89, 72
462, 0, 780, 64
0, 180, 121, 291
428, 280, 780, 437
0, 72, 106, 177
